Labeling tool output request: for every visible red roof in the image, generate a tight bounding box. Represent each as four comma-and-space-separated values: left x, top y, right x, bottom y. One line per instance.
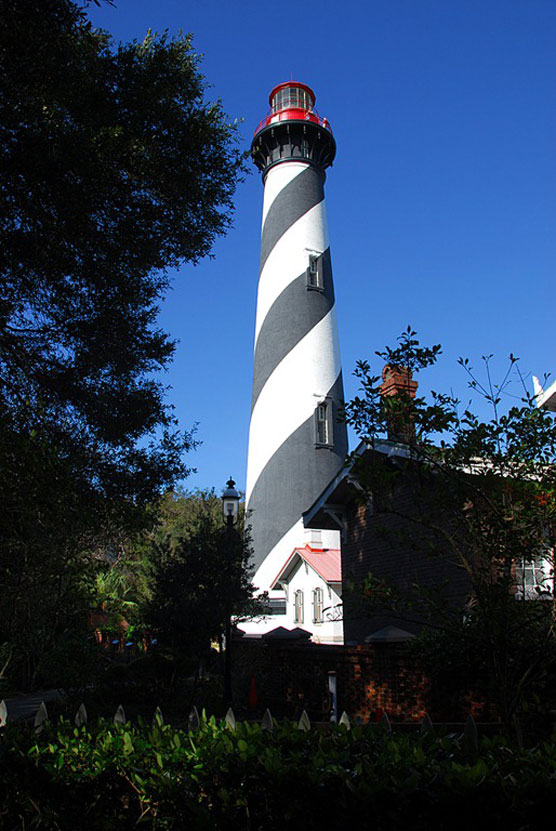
271, 545, 341, 588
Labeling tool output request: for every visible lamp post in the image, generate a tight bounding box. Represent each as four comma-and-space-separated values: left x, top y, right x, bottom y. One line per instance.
221, 477, 240, 708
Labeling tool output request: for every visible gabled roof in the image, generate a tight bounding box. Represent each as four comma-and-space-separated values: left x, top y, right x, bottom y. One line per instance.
303, 438, 412, 531
262, 626, 312, 641
365, 626, 415, 643
271, 545, 341, 589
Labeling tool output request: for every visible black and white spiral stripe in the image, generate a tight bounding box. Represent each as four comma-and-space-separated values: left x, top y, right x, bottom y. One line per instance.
246, 160, 348, 587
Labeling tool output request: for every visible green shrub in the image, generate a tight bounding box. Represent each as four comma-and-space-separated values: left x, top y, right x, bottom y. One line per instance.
1, 715, 556, 829
35, 635, 103, 696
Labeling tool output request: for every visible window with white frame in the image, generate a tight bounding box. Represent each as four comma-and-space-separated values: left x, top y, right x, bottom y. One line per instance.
315, 400, 332, 446
313, 587, 323, 623
294, 590, 304, 624
307, 253, 323, 290
515, 553, 553, 599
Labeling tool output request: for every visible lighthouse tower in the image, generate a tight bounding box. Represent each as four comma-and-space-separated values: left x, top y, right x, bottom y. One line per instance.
245, 81, 348, 616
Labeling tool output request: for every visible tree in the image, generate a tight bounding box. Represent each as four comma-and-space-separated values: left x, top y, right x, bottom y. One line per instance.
343, 328, 556, 725
91, 489, 261, 666
0, 0, 245, 501
137, 490, 261, 699
0, 0, 246, 686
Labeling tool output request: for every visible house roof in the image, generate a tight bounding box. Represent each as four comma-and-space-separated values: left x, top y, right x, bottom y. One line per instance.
534, 375, 556, 412
303, 438, 412, 531
271, 545, 341, 588
262, 626, 312, 641
364, 626, 415, 643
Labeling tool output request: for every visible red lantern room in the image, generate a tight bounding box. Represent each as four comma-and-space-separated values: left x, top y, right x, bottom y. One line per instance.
270, 81, 315, 114
253, 81, 332, 137
251, 81, 335, 176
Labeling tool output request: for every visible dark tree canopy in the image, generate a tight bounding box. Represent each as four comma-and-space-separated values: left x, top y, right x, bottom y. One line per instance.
146, 490, 260, 659
0, 0, 246, 688
0, 0, 246, 501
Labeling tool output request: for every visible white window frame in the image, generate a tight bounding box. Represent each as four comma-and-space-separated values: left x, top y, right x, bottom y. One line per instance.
515, 552, 553, 599
313, 587, 323, 624
294, 590, 304, 624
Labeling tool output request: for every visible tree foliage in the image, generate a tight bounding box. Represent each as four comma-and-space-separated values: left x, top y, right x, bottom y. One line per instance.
0, 0, 246, 687
0, 0, 245, 500
344, 328, 556, 723
90, 489, 260, 663
146, 490, 260, 660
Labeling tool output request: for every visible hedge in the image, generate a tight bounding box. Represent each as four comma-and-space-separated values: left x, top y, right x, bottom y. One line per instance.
1, 712, 556, 829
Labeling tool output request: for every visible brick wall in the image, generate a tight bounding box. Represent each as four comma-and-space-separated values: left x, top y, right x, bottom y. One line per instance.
234, 639, 432, 722
233, 637, 492, 723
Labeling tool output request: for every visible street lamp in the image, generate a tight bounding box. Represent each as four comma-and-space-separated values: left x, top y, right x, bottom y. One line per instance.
222, 477, 240, 526
221, 477, 240, 707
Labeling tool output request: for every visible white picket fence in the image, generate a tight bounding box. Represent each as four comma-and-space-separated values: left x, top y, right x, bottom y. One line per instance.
0, 697, 480, 751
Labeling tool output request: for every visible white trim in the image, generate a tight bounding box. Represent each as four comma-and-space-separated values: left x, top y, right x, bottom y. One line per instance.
533, 375, 556, 412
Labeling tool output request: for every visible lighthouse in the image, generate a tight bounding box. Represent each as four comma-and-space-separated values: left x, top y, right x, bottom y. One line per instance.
245, 81, 348, 622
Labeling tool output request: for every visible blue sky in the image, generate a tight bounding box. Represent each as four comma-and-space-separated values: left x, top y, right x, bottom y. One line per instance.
87, 0, 555, 494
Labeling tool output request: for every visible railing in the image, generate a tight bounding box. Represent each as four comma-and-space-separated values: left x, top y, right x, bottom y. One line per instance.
253, 108, 333, 138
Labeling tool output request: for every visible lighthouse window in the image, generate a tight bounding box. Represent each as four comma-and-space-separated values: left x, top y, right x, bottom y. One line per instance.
272, 86, 314, 113
307, 254, 323, 290
316, 401, 332, 446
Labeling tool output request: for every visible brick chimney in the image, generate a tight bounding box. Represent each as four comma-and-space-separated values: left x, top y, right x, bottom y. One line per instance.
380, 365, 418, 442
